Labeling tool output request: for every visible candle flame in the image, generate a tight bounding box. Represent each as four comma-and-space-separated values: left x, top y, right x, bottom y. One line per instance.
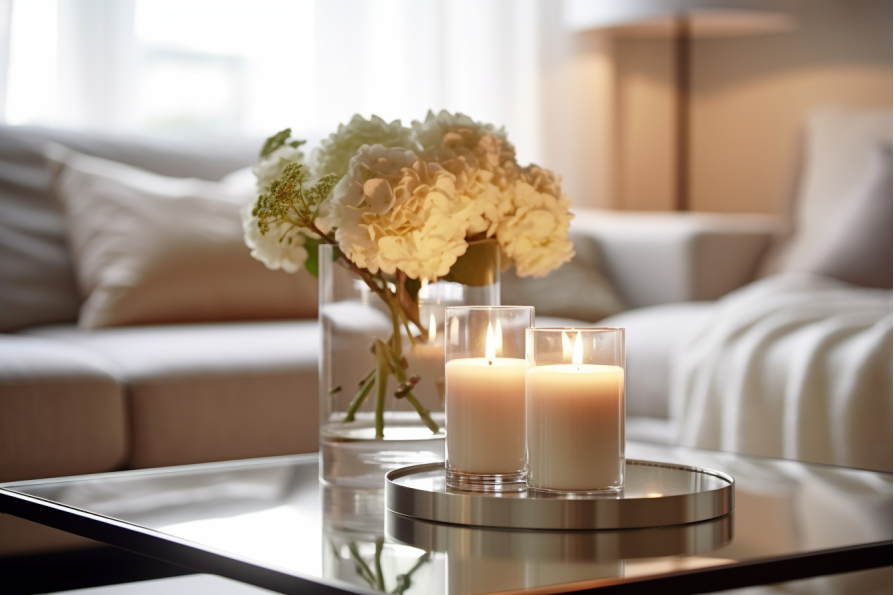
485, 322, 496, 361
572, 331, 583, 366
495, 319, 503, 357
562, 331, 573, 361
428, 312, 437, 342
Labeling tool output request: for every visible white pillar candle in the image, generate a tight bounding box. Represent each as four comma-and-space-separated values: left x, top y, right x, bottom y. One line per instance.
446, 322, 526, 475
526, 364, 625, 491
446, 357, 527, 474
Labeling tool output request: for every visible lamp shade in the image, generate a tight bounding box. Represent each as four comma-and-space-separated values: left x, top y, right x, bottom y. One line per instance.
565, 0, 798, 37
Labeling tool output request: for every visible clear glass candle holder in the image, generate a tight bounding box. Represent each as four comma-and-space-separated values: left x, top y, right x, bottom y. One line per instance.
445, 306, 534, 492
525, 328, 626, 494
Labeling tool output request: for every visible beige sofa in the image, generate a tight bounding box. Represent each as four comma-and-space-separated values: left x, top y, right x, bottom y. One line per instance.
0, 127, 323, 486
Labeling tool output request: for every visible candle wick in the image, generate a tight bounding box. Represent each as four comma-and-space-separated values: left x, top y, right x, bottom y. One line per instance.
488, 360, 493, 366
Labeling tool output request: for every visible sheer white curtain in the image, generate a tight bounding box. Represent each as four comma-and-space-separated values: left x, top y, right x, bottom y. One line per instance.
1, 0, 614, 207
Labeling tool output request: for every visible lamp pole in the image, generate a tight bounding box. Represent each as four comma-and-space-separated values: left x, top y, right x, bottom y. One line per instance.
674, 14, 691, 211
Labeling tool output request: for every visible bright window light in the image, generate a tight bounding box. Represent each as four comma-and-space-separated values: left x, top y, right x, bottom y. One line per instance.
6, 0, 58, 126
2, 0, 546, 160
134, 0, 315, 136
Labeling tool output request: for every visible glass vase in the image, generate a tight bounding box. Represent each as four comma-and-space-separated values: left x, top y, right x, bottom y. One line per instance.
318, 243, 500, 488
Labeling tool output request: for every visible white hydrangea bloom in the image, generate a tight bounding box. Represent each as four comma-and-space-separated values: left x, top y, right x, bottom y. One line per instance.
412, 110, 509, 153
310, 115, 417, 179
444, 160, 504, 238
241, 202, 310, 274
253, 144, 304, 193
327, 144, 470, 280
374, 160, 470, 280
245, 111, 575, 283
496, 168, 575, 278
412, 112, 520, 241
321, 144, 418, 263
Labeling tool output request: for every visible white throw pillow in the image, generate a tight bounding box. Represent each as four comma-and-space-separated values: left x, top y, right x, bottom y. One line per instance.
805, 145, 892, 289
45, 144, 318, 329
777, 106, 893, 275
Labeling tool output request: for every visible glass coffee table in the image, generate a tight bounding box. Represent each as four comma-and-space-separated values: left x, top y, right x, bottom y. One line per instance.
1, 442, 890, 594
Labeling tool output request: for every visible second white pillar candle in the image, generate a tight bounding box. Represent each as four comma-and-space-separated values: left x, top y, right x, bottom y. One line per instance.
526, 364, 625, 491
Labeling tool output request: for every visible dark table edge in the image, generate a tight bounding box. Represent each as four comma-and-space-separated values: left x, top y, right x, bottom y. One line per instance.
1, 486, 890, 595
0, 487, 372, 595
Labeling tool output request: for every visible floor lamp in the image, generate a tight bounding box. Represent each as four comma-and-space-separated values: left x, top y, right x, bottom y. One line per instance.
565, 0, 798, 211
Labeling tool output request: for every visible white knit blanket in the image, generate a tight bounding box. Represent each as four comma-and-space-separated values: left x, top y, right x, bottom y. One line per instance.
670, 274, 892, 472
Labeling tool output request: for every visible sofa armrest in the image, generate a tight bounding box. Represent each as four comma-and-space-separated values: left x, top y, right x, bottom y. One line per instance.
572, 209, 781, 308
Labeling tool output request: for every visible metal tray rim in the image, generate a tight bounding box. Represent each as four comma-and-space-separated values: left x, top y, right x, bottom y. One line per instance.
385, 459, 735, 530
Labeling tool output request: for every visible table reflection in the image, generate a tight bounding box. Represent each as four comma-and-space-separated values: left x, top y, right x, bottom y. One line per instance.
322, 485, 441, 593
321, 483, 733, 594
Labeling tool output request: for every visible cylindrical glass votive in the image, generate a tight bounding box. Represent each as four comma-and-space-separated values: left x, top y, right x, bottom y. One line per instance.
445, 306, 534, 491
525, 328, 626, 494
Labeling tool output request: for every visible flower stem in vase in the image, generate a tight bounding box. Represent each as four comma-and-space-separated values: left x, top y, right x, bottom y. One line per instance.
339, 266, 441, 438
343, 370, 375, 423
373, 340, 390, 439
387, 343, 439, 434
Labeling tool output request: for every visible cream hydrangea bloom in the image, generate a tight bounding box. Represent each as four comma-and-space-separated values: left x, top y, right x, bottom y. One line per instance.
320, 144, 418, 264
240, 202, 309, 273
326, 144, 470, 280
496, 166, 575, 278
453, 165, 505, 238
413, 110, 509, 152
310, 115, 417, 179
253, 144, 304, 193
413, 111, 520, 238
375, 160, 470, 280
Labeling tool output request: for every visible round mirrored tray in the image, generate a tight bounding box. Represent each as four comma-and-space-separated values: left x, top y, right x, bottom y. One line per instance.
386, 510, 734, 560
385, 460, 734, 530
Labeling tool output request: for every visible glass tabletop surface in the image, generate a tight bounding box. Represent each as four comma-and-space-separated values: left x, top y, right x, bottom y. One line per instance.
2, 442, 891, 594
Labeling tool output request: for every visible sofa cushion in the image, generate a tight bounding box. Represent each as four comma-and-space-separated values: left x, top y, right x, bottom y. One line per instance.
46, 145, 318, 329
23, 322, 319, 469
501, 232, 627, 322
804, 144, 892, 289
597, 302, 714, 419
769, 107, 893, 282
0, 335, 127, 482
0, 125, 259, 332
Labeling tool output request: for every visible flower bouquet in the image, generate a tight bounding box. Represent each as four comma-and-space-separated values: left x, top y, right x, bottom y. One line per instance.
243, 111, 574, 483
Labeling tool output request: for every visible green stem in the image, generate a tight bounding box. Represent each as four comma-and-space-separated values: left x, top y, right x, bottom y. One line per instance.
374, 538, 386, 592
347, 542, 377, 589
393, 552, 430, 595
402, 392, 439, 434
382, 344, 439, 435
374, 340, 389, 439
343, 372, 376, 423
388, 301, 403, 358
398, 308, 417, 348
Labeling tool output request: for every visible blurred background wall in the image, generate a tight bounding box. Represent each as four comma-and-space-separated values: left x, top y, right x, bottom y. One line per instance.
612, 0, 892, 213
0, 0, 889, 214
